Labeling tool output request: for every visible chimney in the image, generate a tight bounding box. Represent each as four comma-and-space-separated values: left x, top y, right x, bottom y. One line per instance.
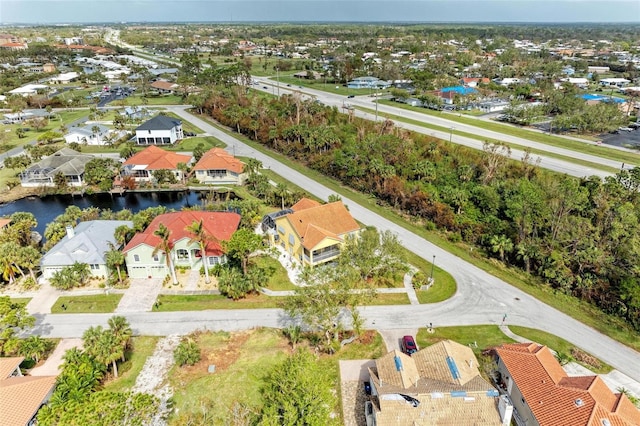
65, 225, 75, 239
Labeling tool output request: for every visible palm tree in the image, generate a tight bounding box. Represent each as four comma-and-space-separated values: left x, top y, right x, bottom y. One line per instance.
275, 183, 289, 210
0, 242, 21, 284
19, 336, 51, 363
108, 315, 132, 362
106, 248, 126, 285
490, 234, 514, 263
186, 220, 216, 284
153, 223, 178, 285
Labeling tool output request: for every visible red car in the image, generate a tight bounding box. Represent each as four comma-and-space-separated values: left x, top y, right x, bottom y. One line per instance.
402, 335, 418, 355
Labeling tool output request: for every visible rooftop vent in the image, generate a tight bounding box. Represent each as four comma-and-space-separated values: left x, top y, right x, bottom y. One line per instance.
575, 399, 584, 407
602, 419, 611, 426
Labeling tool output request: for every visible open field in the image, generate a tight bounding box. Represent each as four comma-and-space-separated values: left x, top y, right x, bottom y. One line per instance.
102, 336, 161, 393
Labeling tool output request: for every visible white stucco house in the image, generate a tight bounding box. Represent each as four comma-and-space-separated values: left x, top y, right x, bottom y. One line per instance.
135, 115, 183, 145
64, 124, 123, 145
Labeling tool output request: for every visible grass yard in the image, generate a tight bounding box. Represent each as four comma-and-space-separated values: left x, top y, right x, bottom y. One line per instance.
509, 326, 612, 374
404, 250, 457, 303
168, 328, 290, 425
154, 293, 281, 311
168, 136, 224, 151
161, 112, 204, 134
51, 293, 123, 313
277, 75, 385, 97
103, 336, 160, 393
332, 329, 386, 360
417, 325, 516, 358
9, 297, 32, 306
251, 255, 297, 291
127, 94, 185, 106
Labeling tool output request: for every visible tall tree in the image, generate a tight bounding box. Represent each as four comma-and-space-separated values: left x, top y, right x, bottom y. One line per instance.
0, 296, 35, 356
223, 229, 263, 276
153, 223, 178, 285
107, 315, 132, 362
186, 219, 215, 284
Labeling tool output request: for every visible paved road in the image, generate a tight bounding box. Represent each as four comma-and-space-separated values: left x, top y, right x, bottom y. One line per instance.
33, 106, 640, 383
251, 78, 619, 179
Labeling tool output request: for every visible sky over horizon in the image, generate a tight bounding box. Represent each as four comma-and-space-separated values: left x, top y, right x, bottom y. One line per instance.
1, 0, 639, 24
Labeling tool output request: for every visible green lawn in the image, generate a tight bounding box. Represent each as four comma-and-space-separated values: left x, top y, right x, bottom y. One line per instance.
193, 112, 640, 352
276, 75, 386, 97
417, 325, 515, 356
168, 328, 290, 425
126, 94, 185, 106
252, 255, 297, 291
509, 326, 612, 374
9, 297, 32, 306
404, 250, 457, 303
161, 112, 204, 134
154, 294, 281, 311
333, 330, 386, 359
376, 100, 640, 167
102, 336, 160, 393
51, 294, 123, 313
167, 136, 224, 151
368, 293, 410, 305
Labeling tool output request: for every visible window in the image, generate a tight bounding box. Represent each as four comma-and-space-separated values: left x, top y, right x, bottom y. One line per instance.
207, 170, 227, 178
90, 264, 99, 270
133, 254, 140, 262
176, 249, 189, 260
153, 255, 159, 262
163, 137, 170, 143
277, 226, 285, 235
288, 234, 295, 245
208, 256, 219, 265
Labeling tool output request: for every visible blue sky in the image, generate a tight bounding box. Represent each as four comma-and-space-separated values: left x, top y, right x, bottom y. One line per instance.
1, 0, 639, 24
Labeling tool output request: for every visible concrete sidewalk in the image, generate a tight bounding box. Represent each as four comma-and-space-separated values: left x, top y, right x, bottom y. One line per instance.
30, 338, 82, 376
116, 278, 162, 313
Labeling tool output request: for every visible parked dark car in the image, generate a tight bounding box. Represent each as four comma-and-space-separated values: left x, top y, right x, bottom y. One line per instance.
364, 381, 372, 395
347, 94, 355, 98
183, 131, 196, 137
402, 335, 418, 355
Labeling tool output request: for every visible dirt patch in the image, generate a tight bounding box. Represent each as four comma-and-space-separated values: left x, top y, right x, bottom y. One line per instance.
198, 330, 252, 373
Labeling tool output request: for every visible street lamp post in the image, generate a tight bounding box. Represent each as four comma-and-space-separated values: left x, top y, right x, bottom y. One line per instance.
449, 127, 454, 143
429, 255, 436, 282
276, 67, 280, 96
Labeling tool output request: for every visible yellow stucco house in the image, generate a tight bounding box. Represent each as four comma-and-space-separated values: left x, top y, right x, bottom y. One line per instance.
271, 198, 360, 267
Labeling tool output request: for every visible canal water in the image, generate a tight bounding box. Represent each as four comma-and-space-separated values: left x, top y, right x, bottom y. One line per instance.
0, 191, 202, 237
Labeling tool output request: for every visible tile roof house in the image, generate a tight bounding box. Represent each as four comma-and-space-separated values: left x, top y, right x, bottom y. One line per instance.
0, 357, 57, 426
40, 220, 133, 279
192, 148, 246, 185
150, 80, 179, 94
19, 148, 93, 188
270, 199, 360, 267
123, 211, 241, 279
135, 114, 183, 145
493, 343, 640, 426
122, 145, 192, 183
0, 218, 11, 229
367, 340, 509, 425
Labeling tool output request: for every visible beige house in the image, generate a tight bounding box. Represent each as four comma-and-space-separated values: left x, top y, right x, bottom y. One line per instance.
269, 198, 360, 267
192, 148, 246, 185
367, 340, 509, 425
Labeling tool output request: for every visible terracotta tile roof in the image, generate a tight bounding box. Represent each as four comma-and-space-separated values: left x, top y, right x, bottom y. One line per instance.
192, 148, 243, 173
290, 197, 320, 211
370, 341, 503, 425
0, 357, 23, 379
123, 145, 191, 171
0, 218, 11, 229
123, 211, 241, 256
150, 80, 178, 91
495, 343, 640, 426
0, 374, 56, 426
280, 201, 359, 250
461, 77, 490, 84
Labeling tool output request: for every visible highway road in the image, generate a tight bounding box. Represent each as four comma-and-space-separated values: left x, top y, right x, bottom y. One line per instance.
34, 106, 640, 383
251, 77, 616, 180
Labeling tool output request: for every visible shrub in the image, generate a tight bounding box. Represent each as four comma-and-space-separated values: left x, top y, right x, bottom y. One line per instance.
21, 276, 37, 291
174, 338, 201, 367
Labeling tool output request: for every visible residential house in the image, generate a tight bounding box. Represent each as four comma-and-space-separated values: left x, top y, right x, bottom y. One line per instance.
7, 83, 49, 97
269, 199, 360, 267
150, 80, 179, 94
0, 357, 57, 426
366, 340, 510, 425
493, 343, 640, 426
0, 218, 11, 230
123, 211, 241, 279
347, 76, 391, 89
293, 70, 323, 80
600, 78, 630, 88
64, 124, 122, 146
135, 115, 183, 145
461, 77, 490, 87
48, 72, 79, 84
19, 148, 93, 187
120, 106, 150, 121
192, 148, 246, 185
40, 220, 133, 279
122, 145, 192, 183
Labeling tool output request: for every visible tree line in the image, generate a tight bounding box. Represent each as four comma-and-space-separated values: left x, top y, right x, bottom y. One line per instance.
194, 87, 640, 332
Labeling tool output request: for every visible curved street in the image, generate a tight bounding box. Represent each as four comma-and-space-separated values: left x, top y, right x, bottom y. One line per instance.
32, 106, 640, 383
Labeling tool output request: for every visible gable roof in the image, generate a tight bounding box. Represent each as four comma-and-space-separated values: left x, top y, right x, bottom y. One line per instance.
123, 211, 241, 256
0, 357, 23, 379
123, 146, 191, 171
495, 343, 640, 426
41, 220, 133, 268
136, 115, 181, 131
0, 218, 10, 229
192, 148, 244, 173
279, 201, 359, 250
21, 148, 93, 178
0, 375, 57, 426
150, 80, 178, 91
